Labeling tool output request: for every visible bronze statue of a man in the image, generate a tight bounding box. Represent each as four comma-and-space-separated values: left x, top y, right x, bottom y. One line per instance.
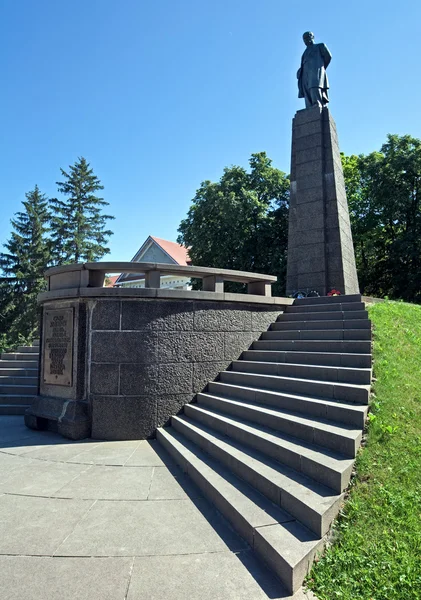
297, 32, 332, 108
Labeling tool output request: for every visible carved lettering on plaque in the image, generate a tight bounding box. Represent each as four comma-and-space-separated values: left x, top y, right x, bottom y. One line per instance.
43, 308, 74, 386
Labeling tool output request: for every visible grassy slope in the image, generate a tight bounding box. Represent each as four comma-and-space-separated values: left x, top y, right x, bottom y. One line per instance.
307, 301, 421, 600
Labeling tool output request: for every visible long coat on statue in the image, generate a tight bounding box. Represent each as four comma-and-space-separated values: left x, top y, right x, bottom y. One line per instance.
297, 43, 331, 103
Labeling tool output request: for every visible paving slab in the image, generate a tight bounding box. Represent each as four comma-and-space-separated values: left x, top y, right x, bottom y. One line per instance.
0, 417, 320, 600
58, 497, 246, 556
0, 556, 133, 600
0, 494, 93, 555
66, 439, 141, 465
20, 440, 101, 463
147, 466, 202, 500
128, 551, 316, 600
0, 461, 90, 496
124, 439, 167, 466
55, 465, 154, 500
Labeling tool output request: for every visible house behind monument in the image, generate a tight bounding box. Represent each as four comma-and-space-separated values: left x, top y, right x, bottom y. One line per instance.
113, 235, 192, 290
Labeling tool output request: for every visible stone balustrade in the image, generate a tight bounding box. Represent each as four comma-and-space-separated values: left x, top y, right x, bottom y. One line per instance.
44, 262, 277, 297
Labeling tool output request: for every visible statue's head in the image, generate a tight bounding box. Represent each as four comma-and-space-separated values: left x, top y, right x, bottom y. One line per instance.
303, 31, 314, 46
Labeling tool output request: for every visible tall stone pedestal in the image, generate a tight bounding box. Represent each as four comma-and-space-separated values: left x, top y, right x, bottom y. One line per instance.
286, 106, 359, 296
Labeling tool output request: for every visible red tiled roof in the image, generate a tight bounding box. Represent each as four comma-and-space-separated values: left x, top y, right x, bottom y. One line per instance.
150, 236, 191, 265
104, 275, 120, 288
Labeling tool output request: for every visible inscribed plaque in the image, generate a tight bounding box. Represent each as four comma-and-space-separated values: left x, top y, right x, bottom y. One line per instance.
43, 308, 74, 386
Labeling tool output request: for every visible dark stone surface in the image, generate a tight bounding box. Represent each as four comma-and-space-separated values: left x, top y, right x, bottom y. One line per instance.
251, 310, 282, 332
91, 300, 120, 330
286, 106, 359, 296
90, 363, 119, 395
91, 395, 157, 440
224, 332, 254, 359
193, 304, 249, 331
192, 361, 231, 393
158, 362, 193, 394
91, 331, 158, 363
158, 332, 225, 363
119, 364, 159, 395
121, 300, 195, 331
34, 297, 285, 441
25, 396, 90, 440
156, 394, 192, 428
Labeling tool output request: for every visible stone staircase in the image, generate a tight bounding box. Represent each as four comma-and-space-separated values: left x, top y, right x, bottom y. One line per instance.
0, 340, 39, 415
157, 294, 371, 595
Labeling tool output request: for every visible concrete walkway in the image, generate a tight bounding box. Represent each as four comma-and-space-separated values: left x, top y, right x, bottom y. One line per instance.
0, 417, 317, 600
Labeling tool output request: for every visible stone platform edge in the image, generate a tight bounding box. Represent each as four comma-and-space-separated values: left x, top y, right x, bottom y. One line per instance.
38, 287, 294, 306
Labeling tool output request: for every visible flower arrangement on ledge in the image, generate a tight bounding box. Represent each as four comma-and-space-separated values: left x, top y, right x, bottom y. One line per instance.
327, 289, 341, 296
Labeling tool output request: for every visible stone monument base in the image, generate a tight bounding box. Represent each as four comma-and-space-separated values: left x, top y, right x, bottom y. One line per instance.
25, 397, 90, 440
286, 106, 359, 296
29, 262, 290, 440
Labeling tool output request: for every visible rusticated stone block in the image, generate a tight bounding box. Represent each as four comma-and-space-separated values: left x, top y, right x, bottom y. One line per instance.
224, 332, 255, 359
91, 300, 120, 330
193, 361, 231, 393
91, 395, 157, 440
121, 299, 194, 331
156, 394, 192, 427
193, 304, 249, 332
90, 363, 119, 395
91, 331, 158, 363
158, 363, 193, 394
158, 332, 225, 363
120, 364, 159, 395
251, 310, 281, 332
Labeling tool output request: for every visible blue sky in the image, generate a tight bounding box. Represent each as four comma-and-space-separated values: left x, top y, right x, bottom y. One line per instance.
1, 0, 420, 261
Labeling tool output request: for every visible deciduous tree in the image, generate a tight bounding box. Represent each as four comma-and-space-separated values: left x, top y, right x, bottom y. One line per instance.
178, 152, 289, 294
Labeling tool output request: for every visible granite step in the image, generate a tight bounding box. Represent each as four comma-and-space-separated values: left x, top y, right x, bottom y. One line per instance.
207, 381, 368, 428
220, 370, 371, 404
293, 294, 361, 306
196, 392, 362, 457
242, 350, 372, 369
0, 394, 36, 406
271, 319, 371, 331
262, 329, 371, 341
276, 310, 368, 322
0, 376, 38, 386
16, 346, 41, 354
285, 302, 366, 314
0, 368, 39, 377
231, 360, 372, 385
0, 404, 29, 415
171, 415, 344, 537
0, 384, 38, 395
0, 359, 39, 369
186, 402, 354, 492
1, 353, 39, 361
252, 339, 371, 354
157, 426, 323, 595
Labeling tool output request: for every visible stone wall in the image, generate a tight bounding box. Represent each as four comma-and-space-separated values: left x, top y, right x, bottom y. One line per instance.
88, 298, 281, 439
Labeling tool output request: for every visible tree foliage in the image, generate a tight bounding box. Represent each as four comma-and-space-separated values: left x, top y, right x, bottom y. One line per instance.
178, 152, 290, 294
343, 134, 421, 302
0, 158, 114, 351
50, 157, 114, 264
0, 186, 50, 349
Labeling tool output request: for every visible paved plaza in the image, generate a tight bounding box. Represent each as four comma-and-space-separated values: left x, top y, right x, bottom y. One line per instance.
0, 416, 317, 600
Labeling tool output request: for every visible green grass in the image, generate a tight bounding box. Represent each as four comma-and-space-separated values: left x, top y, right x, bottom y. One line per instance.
307, 300, 421, 600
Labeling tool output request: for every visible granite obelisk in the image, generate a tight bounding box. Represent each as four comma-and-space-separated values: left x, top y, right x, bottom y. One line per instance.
286, 34, 359, 296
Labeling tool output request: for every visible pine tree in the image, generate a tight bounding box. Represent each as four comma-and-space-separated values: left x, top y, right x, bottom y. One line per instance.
50, 157, 114, 264
0, 186, 51, 349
